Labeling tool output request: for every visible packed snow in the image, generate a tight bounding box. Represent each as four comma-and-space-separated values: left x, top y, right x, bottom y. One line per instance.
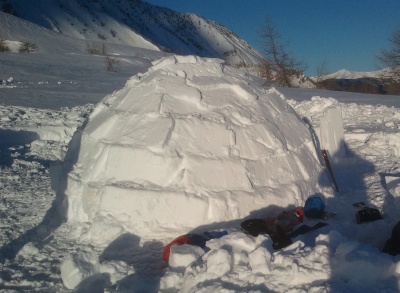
62, 55, 321, 248
1, 4, 400, 293
1, 53, 400, 292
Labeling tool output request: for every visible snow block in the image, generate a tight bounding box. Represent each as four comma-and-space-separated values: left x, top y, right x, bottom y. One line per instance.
60, 252, 100, 290
320, 106, 345, 160
169, 244, 205, 269
63, 56, 322, 244
249, 247, 271, 274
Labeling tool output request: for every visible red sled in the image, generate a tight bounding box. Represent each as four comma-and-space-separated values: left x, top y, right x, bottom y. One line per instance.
163, 231, 228, 261
163, 234, 191, 261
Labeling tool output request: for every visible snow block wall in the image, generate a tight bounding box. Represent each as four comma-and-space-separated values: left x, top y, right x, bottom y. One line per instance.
63, 56, 322, 244
320, 106, 345, 160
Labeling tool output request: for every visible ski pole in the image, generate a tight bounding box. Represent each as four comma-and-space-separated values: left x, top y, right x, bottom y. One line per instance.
321, 149, 339, 192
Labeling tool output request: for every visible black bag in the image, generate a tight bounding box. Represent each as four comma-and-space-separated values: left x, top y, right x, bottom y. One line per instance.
240, 219, 269, 237
390, 221, 400, 241
356, 207, 382, 224
382, 220, 400, 256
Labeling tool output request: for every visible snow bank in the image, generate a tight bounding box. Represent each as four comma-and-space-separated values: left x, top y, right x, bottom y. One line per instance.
160, 230, 399, 293
62, 56, 322, 244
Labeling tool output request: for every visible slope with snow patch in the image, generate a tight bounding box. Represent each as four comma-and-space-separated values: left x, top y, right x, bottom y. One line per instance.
0, 0, 265, 66
0, 10, 167, 109
0, 0, 158, 51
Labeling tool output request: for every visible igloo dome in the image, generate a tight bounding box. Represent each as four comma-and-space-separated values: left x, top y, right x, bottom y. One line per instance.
62, 56, 322, 244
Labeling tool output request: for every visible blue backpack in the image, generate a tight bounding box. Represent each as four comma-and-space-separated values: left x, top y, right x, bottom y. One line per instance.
304, 196, 325, 218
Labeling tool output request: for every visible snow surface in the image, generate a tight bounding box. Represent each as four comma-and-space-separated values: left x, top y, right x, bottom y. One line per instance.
0, 11, 167, 110
1, 6, 400, 293
2, 58, 400, 292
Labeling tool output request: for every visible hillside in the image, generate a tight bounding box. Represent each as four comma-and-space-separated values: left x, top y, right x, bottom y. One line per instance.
0, 0, 265, 66
0, 10, 167, 109
314, 69, 400, 95
318, 69, 385, 80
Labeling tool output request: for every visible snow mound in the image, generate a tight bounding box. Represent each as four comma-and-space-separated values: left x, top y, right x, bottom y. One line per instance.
62, 56, 322, 244
161, 230, 398, 292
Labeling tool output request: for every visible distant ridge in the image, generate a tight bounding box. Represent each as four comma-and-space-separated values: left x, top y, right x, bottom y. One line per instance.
317, 69, 389, 80
314, 69, 400, 95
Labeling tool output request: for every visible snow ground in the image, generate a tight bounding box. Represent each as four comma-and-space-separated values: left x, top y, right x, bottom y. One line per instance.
1, 67, 400, 292
0, 39, 161, 110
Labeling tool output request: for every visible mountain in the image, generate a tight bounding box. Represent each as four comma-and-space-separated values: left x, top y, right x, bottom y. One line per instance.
314, 69, 400, 95
321, 69, 376, 80
0, 0, 265, 66
0, 7, 172, 109
316, 69, 389, 80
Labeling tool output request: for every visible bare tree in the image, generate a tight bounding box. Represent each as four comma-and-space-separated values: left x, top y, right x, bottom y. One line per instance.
86, 42, 108, 55
86, 42, 120, 72
0, 38, 10, 52
378, 29, 400, 79
315, 59, 330, 88
19, 42, 38, 53
259, 17, 306, 87
105, 53, 120, 72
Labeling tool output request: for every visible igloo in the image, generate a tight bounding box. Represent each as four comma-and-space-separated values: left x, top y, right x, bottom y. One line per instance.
62, 56, 322, 244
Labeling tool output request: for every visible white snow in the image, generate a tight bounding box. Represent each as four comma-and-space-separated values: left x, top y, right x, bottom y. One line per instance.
319, 105, 345, 160
1, 5, 400, 293
168, 244, 205, 270
60, 251, 100, 289
2, 62, 400, 292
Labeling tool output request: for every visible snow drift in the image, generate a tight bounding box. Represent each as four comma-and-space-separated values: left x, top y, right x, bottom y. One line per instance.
62, 56, 322, 244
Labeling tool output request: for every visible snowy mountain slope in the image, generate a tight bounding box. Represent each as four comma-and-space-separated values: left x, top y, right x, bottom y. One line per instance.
0, 0, 159, 51
0, 10, 166, 109
312, 68, 400, 95
314, 68, 399, 82
0, 0, 265, 66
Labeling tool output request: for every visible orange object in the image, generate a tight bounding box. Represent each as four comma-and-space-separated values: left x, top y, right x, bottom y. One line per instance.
163, 234, 190, 261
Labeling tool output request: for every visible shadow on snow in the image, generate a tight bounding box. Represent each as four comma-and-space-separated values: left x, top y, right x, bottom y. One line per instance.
0, 125, 78, 263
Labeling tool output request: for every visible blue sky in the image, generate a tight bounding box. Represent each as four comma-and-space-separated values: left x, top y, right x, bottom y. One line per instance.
145, 0, 400, 76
